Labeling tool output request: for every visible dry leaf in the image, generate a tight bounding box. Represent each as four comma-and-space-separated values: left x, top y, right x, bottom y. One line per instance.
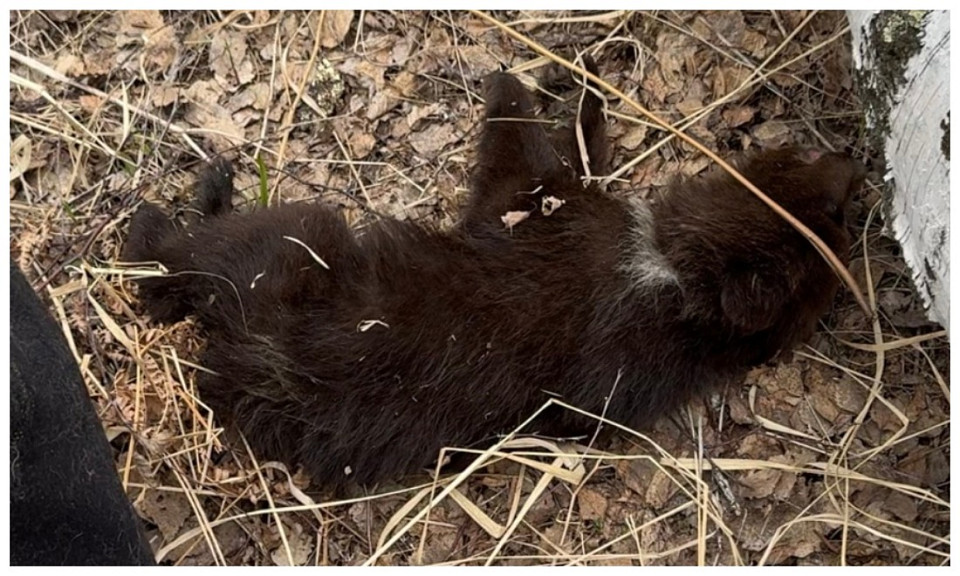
451, 46, 502, 80
501, 210, 531, 232
78, 94, 106, 114
115, 11, 179, 73
883, 492, 919, 522
771, 72, 802, 89
183, 79, 245, 145
833, 376, 868, 413
82, 49, 115, 77
541, 195, 565, 216
177, 521, 248, 566
577, 487, 608, 521
752, 120, 790, 147
742, 29, 769, 58
655, 31, 698, 86
418, 528, 457, 565
676, 95, 703, 118
766, 522, 821, 563
320, 10, 354, 48
150, 85, 179, 108
340, 58, 385, 91
392, 71, 418, 97
116, 10, 164, 43
270, 521, 314, 566
46, 10, 78, 22
712, 65, 751, 100
619, 124, 649, 150
348, 131, 377, 160
629, 156, 664, 189
365, 91, 400, 121
210, 29, 254, 86
641, 68, 670, 104
807, 371, 840, 423
541, 523, 574, 555
144, 24, 179, 73
406, 103, 442, 130
185, 79, 219, 107
697, 10, 747, 44
9, 135, 32, 184
739, 467, 781, 499
226, 82, 272, 113
925, 449, 949, 486
390, 38, 414, 67
138, 488, 191, 540
645, 468, 680, 507
680, 156, 711, 177
722, 105, 755, 128
184, 103, 245, 149
53, 53, 85, 76
619, 457, 656, 498
408, 123, 458, 158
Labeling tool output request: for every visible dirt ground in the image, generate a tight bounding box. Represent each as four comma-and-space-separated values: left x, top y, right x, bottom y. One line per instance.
9, 10, 950, 566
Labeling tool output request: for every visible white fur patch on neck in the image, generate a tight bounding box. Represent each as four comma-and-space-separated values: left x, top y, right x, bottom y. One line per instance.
619, 198, 679, 290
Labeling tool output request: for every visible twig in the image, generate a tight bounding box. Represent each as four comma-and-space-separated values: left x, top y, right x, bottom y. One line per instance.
272, 10, 325, 203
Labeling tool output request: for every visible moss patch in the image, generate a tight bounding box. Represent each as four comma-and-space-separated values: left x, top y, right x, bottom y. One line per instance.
856, 10, 929, 153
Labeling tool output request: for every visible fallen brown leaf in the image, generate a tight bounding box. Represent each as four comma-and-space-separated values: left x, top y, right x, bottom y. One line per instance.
409, 123, 458, 158
210, 29, 254, 86
577, 486, 608, 521
320, 10, 355, 48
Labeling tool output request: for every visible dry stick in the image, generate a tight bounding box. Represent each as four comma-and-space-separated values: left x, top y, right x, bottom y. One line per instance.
169, 465, 227, 566
484, 457, 562, 565
10, 112, 96, 153
836, 201, 901, 471
10, 73, 120, 160
696, 416, 707, 566
272, 11, 325, 203
254, 11, 284, 162
912, 341, 950, 403
332, 131, 373, 207
10, 50, 205, 158
672, 458, 947, 507
557, 369, 622, 551
240, 434, 295, 567
504, 10, 629, 26
446, 11, 476, 111
834, 200, 886, 564
837, 329, 947, 353
159, 353, 199, 483
469, 11, 871, 319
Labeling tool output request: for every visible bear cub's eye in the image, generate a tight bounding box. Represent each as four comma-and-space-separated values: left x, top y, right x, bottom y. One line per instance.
825, 201, 844, 224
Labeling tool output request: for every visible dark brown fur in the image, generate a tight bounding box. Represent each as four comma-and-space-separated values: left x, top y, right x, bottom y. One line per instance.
123, 59, 865, 488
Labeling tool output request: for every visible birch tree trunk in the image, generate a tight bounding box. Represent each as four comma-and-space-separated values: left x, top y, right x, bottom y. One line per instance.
847, 10, 950, 331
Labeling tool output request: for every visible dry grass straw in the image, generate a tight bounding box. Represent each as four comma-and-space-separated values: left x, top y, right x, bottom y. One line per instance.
273, 11, 325, 203
365, 398, 755, 566
11, 50, 206, 158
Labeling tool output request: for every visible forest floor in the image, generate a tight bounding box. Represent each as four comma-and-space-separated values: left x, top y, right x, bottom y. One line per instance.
9, 10, 949, 565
